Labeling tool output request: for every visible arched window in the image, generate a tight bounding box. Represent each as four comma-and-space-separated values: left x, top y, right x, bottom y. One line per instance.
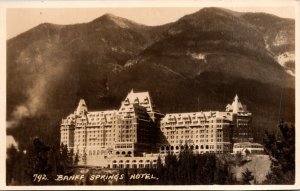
195, 145, 199, 149
190, 145, 194, 150
122, 151, 125, 155
201, 145, 204, 149
161, 146, 165, 151
176, 146, 179, 150
171, 146, 174, 150
206, 145, 209, 149
166, 146, 169, 151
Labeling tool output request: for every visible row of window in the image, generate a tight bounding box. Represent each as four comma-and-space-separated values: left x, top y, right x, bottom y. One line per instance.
160, 144, 221, 151
166, 134, 219, 139
111, 163, 156, 169
165, 129, 218, 134
234, 145, 263, 149
168, 139, 221, 144
115, 144, 133, 149
164, 118, 228, 124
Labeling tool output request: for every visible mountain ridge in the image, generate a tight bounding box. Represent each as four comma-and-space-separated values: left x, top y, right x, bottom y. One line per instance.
7, 7, 295, 148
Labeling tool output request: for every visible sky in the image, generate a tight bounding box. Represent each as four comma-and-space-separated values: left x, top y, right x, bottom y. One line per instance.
7, 7, 295, 39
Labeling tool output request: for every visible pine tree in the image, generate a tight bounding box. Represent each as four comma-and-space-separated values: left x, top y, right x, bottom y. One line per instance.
6, 145, 23, 185
67, 149, 74, 165
60, 143, 68, 167
25, 138, 51, 184
242, 168, 254, 184
74, 152, 79, 165
263, 121, 295, 184
154, 147, 233, 185
164, 152, 178, 184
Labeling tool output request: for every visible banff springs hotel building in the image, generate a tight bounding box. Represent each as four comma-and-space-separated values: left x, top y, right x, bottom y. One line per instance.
60, 90, 261, 168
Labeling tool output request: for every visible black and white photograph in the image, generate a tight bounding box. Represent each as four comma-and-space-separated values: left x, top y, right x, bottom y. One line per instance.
2, 0, 299, 189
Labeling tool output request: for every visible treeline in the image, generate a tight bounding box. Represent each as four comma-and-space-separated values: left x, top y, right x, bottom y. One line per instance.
81, 150, 257, 185
263, 121, 295, 184
5, 140, 246, 185
6, 139, 77, 185
6, 121, 295, 185
154, 150, 235, 185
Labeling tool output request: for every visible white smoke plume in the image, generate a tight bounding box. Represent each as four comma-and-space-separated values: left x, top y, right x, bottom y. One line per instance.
7, 76, 47, 128
7, 58, 66, 129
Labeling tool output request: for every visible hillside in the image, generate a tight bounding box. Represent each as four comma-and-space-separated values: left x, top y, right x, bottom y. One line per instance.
231, 155, 271, 184
132, 8, 294, 86
6, 8, 295, 148
241, 13, 295, 75
7, 13, 168, 117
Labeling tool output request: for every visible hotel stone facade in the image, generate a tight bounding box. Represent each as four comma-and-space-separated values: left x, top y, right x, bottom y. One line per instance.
60, 90, 253, 167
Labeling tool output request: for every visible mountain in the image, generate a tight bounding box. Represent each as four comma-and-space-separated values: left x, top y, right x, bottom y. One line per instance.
6, 8, 295, 148
241, 12, 295, 75
7, 13, 168, 117
131, 8, 294, 86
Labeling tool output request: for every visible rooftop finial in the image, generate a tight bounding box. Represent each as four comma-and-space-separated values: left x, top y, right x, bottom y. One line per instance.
234, 94, 239, 102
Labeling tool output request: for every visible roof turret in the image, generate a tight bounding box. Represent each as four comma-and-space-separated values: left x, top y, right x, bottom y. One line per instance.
75, 99, 88, 116
226, 94, 247, 113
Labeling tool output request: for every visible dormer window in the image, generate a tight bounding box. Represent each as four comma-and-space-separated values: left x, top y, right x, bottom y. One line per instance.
124, 98, 130, 105
134, 97, 139, 103
143, 97, 149, 104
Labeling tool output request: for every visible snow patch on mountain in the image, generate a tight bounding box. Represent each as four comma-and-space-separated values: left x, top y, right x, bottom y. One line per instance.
273, 30, 289, 46
125, 58, 139, 67
286, 70, 295, 77
275, 51, 295, 76
188, 52, 207, 63
275, 52, 294, 67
